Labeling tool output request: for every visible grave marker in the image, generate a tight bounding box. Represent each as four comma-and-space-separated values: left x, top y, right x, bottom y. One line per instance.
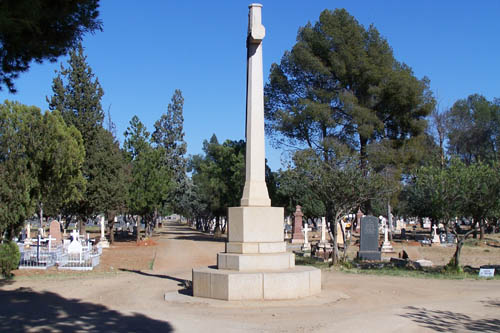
358, 215, 381, 261
49, 220, 62, 246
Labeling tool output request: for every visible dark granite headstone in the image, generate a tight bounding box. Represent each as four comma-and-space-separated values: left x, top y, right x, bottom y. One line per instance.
358, 215, 381, 261
446, 233, 456, 244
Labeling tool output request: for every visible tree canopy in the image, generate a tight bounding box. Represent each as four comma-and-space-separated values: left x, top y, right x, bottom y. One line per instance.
265, 8, 435, 171
0, 0, 102, 92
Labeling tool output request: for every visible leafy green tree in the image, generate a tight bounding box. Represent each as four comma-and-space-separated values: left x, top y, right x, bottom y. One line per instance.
0, 102, 39, 240
190, 135, 245, 233
124, 116, 171, 240
284, 148, 386, 263
47, 43, 108, 228
33, 110, 86, 228
0, 101, 85, 239
446, 94, 500, 164
0, 0, 102, 92
265, 9, 434, 172
405, 160, 500, 268
461, 162, 500, 240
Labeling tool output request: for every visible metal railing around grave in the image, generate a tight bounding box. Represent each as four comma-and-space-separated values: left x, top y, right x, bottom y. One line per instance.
18, 242, 102, 271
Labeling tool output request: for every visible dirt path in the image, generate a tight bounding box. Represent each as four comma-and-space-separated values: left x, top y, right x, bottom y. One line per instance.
1, 221, 500, 332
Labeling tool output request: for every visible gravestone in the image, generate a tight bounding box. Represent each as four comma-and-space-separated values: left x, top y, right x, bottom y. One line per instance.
291, 205, 305, 244
446, 233, 456, 244
358, 215, 381, 261
68, 230, 83, 254
49, 220, 62, 246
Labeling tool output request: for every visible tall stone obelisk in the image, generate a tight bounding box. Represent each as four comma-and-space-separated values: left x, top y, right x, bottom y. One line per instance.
191, 4, 321, 301
240, 3, 270, 207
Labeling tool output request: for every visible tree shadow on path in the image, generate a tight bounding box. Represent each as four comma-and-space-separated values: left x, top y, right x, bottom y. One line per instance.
119, 269, 193, 296
0, 288, 173, 332
400, 305, 500, 332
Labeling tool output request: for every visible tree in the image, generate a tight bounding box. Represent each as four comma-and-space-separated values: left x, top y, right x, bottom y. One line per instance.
47, 43, 106, 228
152, 89, 188, 213
124, 116, 171, 240
405, 160, 500, 268
32, 110, 86, 226
265, 9, 434, 173
88, 128, 129, 243
189, 135, 246, 233
283, 148, 386, 264
446, 94, 500, 164
0, 101, 85, 240
0, 0, 102, 92
0, 102, 39, 240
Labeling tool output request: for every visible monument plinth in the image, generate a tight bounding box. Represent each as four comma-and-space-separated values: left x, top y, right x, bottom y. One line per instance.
192, 3, 321, 300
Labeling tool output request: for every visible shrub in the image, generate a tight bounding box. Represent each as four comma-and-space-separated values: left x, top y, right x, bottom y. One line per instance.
0, 241, 20, 278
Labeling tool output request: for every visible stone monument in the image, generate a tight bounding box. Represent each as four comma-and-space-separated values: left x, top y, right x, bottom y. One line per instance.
358, 215, 381, 261
432, 224, 440, 244
99, 215, 110, 248
291, 205, 305, 244
301, 222, 312, 255
192, 4, 321, 300
49, 220, 62, 246
381, 217, 394, 252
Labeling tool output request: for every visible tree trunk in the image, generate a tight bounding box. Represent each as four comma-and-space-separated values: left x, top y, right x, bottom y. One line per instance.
453, 239, 463, 268
108, 212, 115, 244
479, 219, 485, 240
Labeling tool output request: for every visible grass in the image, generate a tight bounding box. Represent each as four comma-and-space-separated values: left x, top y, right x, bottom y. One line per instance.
294, 255, 330, 269
335, 263, 500, 280
149, 250, 157, 270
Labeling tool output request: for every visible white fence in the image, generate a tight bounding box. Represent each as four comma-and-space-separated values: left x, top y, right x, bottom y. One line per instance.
18, 242, 102, 271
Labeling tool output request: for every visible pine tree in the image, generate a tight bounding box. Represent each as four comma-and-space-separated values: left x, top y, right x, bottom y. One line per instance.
152, 89, 188, 213
47, 43, 117, 227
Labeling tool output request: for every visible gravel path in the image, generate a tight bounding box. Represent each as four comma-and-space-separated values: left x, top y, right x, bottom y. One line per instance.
1, 221, 500, 332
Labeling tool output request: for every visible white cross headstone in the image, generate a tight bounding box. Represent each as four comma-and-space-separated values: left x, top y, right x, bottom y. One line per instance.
381, 217, 394, 252
47, 236, 56, 251
432, 224, 440, 244
302, 222, 311, 245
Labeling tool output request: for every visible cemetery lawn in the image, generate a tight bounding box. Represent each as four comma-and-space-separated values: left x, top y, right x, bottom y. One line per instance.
2, 222, 500, 332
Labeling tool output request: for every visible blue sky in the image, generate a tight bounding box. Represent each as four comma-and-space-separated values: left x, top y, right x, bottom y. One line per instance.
1, 1, 499, 171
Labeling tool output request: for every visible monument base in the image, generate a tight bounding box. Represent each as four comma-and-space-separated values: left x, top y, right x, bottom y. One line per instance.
358, 250, 382, 261
192, 265, 321, 300
98, 239, 110, 248
291, 238, 305, 244
381, 241, 394, 253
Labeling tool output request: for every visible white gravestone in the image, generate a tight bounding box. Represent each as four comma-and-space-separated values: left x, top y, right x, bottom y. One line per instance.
99, 215, 109, 248
432, 224, 440, 244
302, 222, 312, 252
381, 218, 394, 252
68, 230, 83, 254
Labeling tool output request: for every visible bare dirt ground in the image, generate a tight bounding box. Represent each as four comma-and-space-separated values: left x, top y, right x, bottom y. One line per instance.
2, 221, 500, 332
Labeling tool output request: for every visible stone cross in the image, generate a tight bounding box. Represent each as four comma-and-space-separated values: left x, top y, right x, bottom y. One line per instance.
71, 229, 79, 242
240, 3, 270, 207
302, 222, 311, 245
381, 216, 394, 252
47, 236, 56, 251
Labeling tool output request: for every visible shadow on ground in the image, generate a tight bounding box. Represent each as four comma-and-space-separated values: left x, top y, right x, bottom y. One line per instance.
400, 305, 500, 332
0, 288, 173, 332
119, 269, 193, 296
